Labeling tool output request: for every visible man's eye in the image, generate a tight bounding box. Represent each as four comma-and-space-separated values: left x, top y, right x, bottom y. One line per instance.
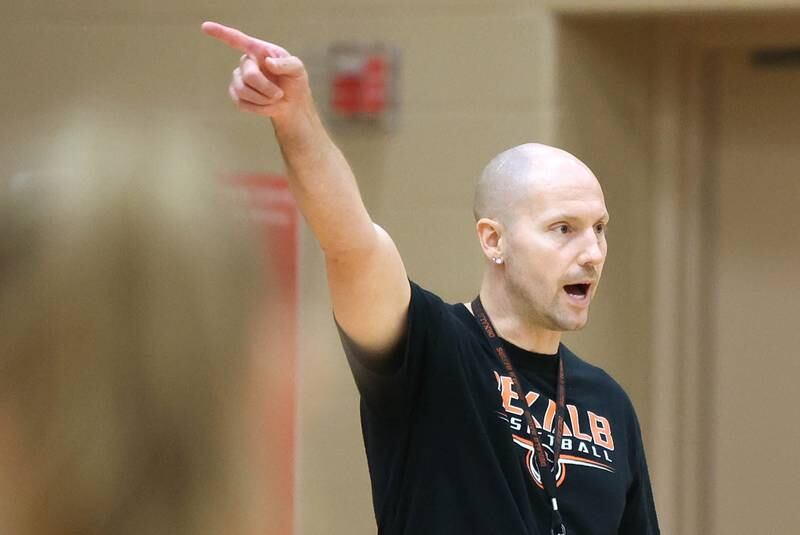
558, 224, 570, 234
595, 224, 605, 234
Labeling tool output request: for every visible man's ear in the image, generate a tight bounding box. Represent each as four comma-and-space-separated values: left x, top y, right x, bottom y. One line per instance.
476, 218, 503, 263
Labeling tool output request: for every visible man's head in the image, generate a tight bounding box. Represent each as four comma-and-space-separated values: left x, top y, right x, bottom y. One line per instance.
473, 143, 609, 332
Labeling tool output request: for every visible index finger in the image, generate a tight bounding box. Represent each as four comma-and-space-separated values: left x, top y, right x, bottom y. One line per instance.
201, 21, 287, 59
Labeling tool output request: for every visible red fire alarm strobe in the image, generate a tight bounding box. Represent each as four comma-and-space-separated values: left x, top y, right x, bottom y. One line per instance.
328, 42, 399, 127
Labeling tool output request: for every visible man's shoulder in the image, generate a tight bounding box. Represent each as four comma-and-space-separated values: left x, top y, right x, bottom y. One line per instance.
408, 281, 481, 341
409, 280, 446, 308
409, 280, 471, 319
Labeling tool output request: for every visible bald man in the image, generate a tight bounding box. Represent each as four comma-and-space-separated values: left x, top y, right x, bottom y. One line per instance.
204, 22, 660, 535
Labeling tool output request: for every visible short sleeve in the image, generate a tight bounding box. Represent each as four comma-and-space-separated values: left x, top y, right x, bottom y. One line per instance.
337, 281, 450, 418
618, 412, 661, 534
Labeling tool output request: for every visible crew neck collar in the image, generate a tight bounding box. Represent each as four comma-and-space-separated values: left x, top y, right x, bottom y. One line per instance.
457, 302, 562, 374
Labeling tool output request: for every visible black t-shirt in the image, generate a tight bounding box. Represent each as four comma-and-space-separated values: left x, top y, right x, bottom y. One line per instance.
341, 282, 660, 534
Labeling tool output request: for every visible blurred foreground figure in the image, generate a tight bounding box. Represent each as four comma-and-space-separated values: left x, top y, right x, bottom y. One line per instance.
0, 165, 272, 535
204, 21, 659, 535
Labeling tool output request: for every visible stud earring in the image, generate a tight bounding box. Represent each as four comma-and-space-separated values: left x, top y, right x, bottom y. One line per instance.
493, 257, 504, 265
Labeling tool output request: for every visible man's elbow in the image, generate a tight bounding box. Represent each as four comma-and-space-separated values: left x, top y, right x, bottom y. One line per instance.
321, 223, 385, 263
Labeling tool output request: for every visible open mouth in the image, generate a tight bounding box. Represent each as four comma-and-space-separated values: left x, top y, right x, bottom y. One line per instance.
563, 283, 591, 299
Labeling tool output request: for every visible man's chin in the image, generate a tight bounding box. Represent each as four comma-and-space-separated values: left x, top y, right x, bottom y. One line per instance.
553, 312, 590, 332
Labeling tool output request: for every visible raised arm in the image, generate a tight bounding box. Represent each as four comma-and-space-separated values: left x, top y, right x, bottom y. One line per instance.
202, 22, 410, 357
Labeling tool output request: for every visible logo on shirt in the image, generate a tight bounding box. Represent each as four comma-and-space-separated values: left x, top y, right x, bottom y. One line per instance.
493, 371, 616, 488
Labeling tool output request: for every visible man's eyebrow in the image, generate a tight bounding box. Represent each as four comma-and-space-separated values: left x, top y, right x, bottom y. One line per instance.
546, 213, 579, 223
547, 212, 610, 224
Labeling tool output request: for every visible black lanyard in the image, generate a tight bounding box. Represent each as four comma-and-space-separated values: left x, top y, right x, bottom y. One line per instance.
471, 296, 567, 535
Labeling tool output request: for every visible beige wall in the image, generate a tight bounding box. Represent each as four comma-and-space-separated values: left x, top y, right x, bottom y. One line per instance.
5, 1, 798, 534
712, 49, 800, 533
543, 0, 800, 14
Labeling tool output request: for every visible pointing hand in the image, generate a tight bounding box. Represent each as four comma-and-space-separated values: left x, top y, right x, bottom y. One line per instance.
202, 21, 312, 119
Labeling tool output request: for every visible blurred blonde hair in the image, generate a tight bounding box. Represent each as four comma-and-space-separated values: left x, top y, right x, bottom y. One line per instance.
0, 156, 268, 534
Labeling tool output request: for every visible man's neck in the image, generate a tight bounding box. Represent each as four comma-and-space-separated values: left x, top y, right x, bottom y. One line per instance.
470, 272, 562, 355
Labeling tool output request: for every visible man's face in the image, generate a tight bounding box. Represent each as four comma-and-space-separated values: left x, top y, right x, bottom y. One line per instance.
502, 166, 608, 332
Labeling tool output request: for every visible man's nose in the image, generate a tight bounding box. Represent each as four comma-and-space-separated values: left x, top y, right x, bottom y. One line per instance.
578, 234, 605, 267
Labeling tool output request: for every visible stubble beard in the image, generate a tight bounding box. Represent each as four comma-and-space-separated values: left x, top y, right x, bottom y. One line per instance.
551, 304, 590, 331
507, 276, 569, 333
512, 281, 591, 333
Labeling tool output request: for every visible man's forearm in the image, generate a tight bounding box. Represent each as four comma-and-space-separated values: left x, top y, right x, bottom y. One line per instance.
273, 106, 377, 260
